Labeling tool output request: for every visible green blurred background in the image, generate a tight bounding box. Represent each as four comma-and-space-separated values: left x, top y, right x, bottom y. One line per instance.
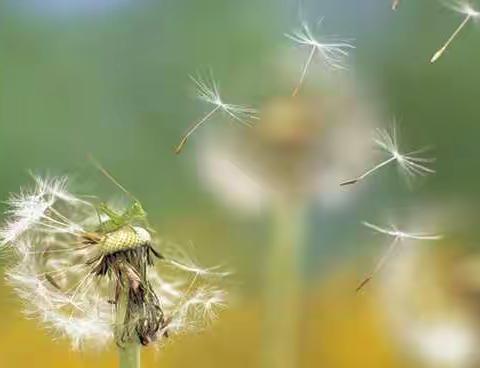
1, 0, 480, 367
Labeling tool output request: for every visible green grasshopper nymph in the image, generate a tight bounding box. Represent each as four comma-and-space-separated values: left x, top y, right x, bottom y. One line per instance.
77, 158, 167, 346
96, 200, 147, 233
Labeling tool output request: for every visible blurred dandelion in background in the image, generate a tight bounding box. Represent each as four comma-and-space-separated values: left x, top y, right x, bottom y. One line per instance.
379, 240, 480, 367
0, 174, 226, 367
198, 85, 378, 214
195, 76, 379, 367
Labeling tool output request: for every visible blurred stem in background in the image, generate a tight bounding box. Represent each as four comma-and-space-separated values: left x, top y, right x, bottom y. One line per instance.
198, 96, 333, 367
263, 197, 306, 368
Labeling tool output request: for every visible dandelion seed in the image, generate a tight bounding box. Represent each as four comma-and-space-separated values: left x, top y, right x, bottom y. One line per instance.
356, 221, 442, 291
392, 0, 401, 10
285, 20, 355, 96
340, 124, 435, 186
0, 175, 84, 247
175, 72, 258, 154
431, 1, 480, 63
2, 175, 227, 352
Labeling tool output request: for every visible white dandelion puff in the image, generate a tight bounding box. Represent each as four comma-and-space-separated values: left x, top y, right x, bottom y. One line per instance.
166, 287, 227, 335
160, 240, 232, 278
2, 175, 227, 350
431, 1, 480, 63
285, 19, 355, 96
0, 175, 87, 248
356, 221, 442, 291
175, 72, 258, 154
6, 238, 113, 349
340, 124, 435, 186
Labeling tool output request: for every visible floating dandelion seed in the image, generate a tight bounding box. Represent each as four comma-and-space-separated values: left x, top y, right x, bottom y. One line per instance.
1, 174, 226, 354
175, 72, 258, 154
340, 125, 435, 186
431, 1, 480, 63
356, 221, 442, 291
392, 0, 401, 10
285, 20, 355, 96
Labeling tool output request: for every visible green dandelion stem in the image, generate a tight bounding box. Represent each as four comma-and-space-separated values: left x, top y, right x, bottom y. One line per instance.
263, 198, 305, 368
116, 285, 141, 368
119, 343, 141, 368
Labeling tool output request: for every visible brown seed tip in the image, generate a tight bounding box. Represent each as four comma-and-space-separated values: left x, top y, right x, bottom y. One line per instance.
355, 276, 372, 292
175, 138, 187, 155
340, 179, 359, 186
430, 48, 444, 64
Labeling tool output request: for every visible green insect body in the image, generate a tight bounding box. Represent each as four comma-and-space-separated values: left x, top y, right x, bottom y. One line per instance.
96, 201, 147, 234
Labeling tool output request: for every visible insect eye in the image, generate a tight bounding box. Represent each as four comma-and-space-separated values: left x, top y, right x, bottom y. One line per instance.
133, 203, 145, 215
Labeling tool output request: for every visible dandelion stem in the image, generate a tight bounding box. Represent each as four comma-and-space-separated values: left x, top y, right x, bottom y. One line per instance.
119, 343, 141, 368
263, 198, 305, 368
116, 287, 141, 368
431, 14, 471, 63
293, 46, 317, 97
176, 105, 222, 154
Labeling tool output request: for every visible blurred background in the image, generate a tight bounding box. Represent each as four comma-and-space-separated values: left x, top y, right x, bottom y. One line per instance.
1, 0, 480, 367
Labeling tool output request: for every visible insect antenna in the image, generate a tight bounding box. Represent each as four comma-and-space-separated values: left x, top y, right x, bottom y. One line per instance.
87, 154, 139, 203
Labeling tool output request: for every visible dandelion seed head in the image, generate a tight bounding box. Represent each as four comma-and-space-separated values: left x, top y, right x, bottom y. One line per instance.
341, 124, 435, 186
446, 1, 480, 18
191, 73, 258, 126
2, 175, 227, 349
285, 20, 355, 70
374, 125, 436, 180
175, 72, 258, 153
464, 4, 480, 17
